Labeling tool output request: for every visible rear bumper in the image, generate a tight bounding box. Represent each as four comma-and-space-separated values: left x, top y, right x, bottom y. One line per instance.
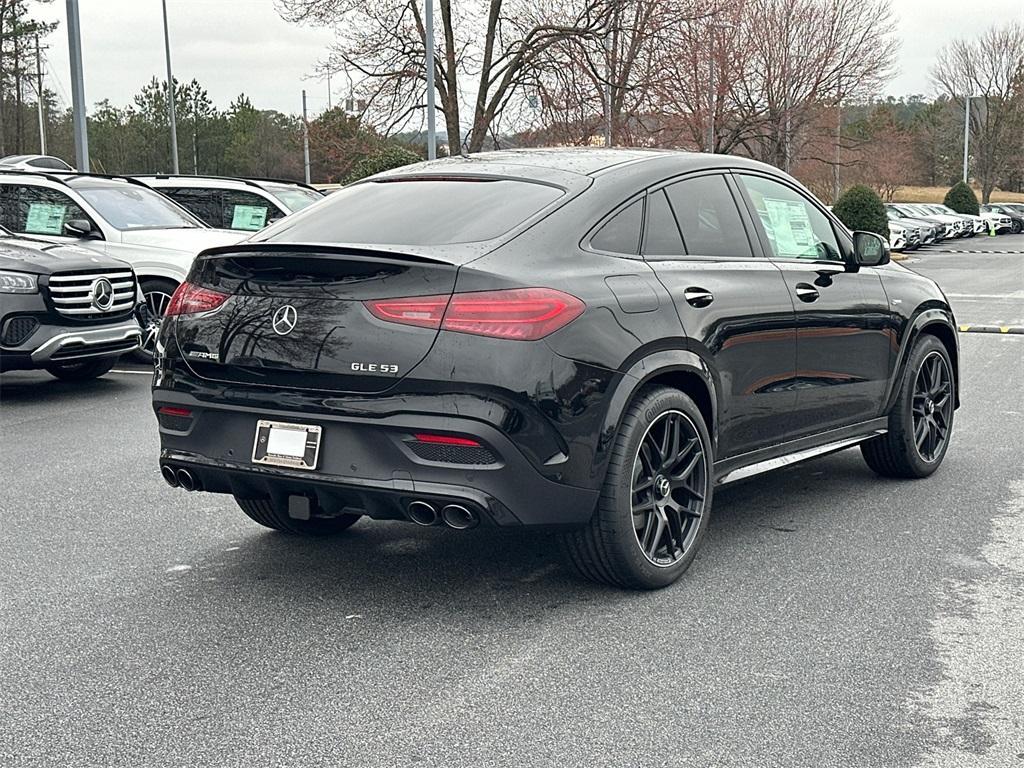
153, 393, 599, 528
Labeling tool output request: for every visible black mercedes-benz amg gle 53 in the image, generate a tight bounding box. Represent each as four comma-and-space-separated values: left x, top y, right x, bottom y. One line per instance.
153, 149, 959, 589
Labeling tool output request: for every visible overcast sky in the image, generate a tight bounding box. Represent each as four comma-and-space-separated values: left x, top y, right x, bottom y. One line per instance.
27, 0, 1024, 117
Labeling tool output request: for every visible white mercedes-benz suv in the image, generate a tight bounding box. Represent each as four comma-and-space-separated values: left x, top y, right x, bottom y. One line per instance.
0, 171, 246, 359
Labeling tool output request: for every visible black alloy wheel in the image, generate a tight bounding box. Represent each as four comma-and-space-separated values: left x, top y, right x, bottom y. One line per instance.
862, 335, 954, 478
631, 410, 708, 566
910, 350, 953, 463
562, 386, 713, 589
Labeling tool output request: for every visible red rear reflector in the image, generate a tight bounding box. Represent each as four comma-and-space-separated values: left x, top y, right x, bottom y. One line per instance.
365, 288, 584, 340
165, 282, 230, 316
412, 433, 482, 447
158, 406, 193, 417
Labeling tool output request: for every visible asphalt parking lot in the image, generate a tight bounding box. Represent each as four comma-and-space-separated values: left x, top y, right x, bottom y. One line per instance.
2, 243, 1022, 767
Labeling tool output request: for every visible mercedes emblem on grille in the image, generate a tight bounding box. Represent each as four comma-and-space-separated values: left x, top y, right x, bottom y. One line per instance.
90, 278, 115, 311
272, 304, 298, 335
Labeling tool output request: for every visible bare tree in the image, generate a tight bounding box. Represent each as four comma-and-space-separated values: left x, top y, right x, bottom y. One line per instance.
932, 22, 1024, 203
277, 0, 619, 153
526, 0, 712, 146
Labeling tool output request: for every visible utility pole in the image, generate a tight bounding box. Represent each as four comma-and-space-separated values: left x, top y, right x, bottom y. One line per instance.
301, 89, 310, 184
833, 99, 841, 202
604, 31, 613, 147
424, 0, 436, 159
326, 70, 332, 111
161, 0, 179, 174
961, 96, 971, 184
66, 0, 89, 172
35, 35, 46, 154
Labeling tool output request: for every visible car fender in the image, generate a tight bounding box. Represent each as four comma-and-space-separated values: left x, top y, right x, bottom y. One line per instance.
884, 305, 959, 412
600, 348, 720, 454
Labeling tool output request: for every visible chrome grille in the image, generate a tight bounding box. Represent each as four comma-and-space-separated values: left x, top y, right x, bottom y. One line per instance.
47, 269, 136, 317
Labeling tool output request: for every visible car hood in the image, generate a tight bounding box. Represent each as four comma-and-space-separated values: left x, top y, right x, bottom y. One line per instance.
0, 236, 131, 275
118, 228, 248, 254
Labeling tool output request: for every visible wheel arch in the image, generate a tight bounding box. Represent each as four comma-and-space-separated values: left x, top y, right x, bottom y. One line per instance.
601, 349, 719, 455
886, 308, 960, 412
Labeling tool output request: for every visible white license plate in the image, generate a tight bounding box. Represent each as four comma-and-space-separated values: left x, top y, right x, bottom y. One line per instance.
252, 420, 322, 470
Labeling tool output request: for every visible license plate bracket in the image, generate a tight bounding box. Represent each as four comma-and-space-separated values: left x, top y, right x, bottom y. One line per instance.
252, 420, 322, 470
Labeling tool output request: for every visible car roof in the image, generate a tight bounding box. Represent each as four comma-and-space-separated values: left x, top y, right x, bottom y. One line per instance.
372, 149, 787, 193
136, 175, 318, 193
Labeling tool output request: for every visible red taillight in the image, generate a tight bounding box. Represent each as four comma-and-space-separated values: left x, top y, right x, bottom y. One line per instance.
365, 288, 584, 341
165, 282, 230, 316
364, 294, 449, 329
412, 433, 482, 447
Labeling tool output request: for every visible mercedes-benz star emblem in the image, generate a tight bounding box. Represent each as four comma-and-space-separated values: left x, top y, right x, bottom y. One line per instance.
655, 475, 672, 499
90, 277, 114, 311
272, 304, 298, 335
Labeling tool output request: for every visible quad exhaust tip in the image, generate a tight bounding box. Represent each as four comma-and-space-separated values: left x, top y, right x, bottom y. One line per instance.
176, 468, 198, 492
441, 504, 478, 530
160, 465, 178, 488
407, 500, 439, 526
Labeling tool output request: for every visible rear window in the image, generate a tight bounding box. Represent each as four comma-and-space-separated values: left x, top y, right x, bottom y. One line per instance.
256, 178, 563, 245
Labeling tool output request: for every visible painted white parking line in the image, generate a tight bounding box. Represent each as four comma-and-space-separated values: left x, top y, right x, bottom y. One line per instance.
110, 369, 152, 375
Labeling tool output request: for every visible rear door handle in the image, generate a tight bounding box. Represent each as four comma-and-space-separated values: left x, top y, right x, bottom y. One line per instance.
795, 283, 819, 303
683, 287, 714, 308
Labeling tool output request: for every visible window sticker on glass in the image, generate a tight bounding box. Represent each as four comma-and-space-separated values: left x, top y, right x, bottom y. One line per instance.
231, 204, 268, 231
25, 202, 67, 234
762, 197, 817, 258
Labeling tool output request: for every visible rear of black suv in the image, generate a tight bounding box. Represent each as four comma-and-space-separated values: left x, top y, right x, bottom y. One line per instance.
0, 233, 143, 379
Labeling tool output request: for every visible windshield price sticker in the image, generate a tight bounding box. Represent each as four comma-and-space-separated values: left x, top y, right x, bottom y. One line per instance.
25, 202, 67, 235
762, 197, 817, 258
231, 204, 268, 231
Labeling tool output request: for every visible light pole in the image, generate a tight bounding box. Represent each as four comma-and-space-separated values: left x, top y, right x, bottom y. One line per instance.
65, 0, 89, 172
161, 0, 179, 174
961, 95, 973, 184
424, 0, 436, 159
706, 21, 734, 153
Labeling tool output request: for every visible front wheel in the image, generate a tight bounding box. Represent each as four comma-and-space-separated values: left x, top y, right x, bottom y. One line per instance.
862, 335, 954, 478
234, 496, 362, 536
133, 277, 179, 364
562, 386, 713, 590
45, 356, 117, 381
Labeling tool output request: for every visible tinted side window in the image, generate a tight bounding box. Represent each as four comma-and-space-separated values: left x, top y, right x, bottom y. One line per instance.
664, 175, 753, 258
591, 199, 643, 255
0, 184, 92, 236
737, 174, 841, 261
163, 187, 223, 228
223, 190, 277, 231
643, 190, 685, 256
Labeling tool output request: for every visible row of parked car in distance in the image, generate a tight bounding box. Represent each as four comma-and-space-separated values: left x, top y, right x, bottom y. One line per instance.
885, 200, 1023, 251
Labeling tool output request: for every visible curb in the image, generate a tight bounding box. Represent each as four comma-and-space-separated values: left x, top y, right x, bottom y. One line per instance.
958, 324, 1024, 335
929, 249, 1024, 254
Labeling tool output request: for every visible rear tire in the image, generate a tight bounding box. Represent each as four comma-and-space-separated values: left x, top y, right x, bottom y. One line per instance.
861, 335, 954, 478
234, 496, 362, 536
45, 356, 117, 381
561, 386, 713, 590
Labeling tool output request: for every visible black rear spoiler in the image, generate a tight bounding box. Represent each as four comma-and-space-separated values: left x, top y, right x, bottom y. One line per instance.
196, 242, 458, 267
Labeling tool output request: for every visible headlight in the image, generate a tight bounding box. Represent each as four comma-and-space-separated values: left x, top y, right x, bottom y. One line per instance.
0, 270, 38, 294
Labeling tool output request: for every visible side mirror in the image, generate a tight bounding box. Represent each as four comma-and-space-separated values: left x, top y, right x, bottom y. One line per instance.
852, 231, 890, 267
64, 218, 100, 239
